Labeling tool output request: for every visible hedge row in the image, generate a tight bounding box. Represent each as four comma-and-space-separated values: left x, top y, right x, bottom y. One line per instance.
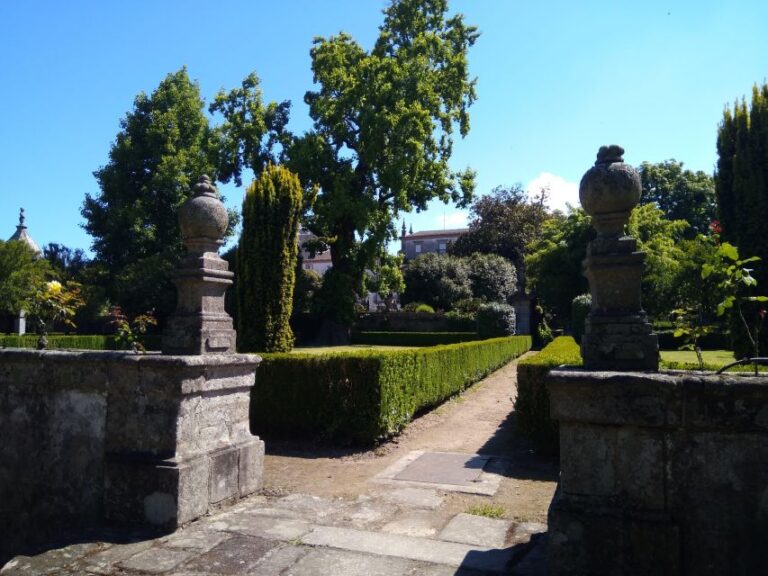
253, 335, 532, 444
350, 331, 479, 347
515, 336, 582, 453
0, 334, 161, 351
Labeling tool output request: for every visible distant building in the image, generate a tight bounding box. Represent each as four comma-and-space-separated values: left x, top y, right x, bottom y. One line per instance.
400, 228, 468, 260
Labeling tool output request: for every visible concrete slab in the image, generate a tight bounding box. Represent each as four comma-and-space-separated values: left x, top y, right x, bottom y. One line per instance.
439, 513, 512, 548
395, 452, 488, 485
301, 525, 515, 572
381, 510, 442, 537
373, 451, 507, 495
287, 548, 425, 576
180, 535, 277, 574
118, 547, 194, 574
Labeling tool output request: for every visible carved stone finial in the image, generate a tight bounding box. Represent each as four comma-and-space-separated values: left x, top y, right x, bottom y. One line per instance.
162, 176, 236, 355
19, 208, 25, 227
595, 145, 624, 165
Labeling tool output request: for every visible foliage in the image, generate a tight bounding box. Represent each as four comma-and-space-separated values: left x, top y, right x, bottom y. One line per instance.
351, 331, 478, 347
252, 335, 531, 444
238, 165, 303, 352
525, 209, 594, 323
627, 203, 689, 319
293, 266, 323, 316
25, 280, 85, 348
43, 243, 89, 281
402, 253, 472, 310
476, 302, 516, 339
716, 83, 768, 292
365, 253, 406, 311
108, 307, 158, 353
286, 0, 479, 330
570, 293, 591, 344
450, 185, 550, 284
466, 252, 517, 303
515, 336, 582, 452
465, 504, 506, 519
638, 159, 717, 236
702, 242, 768, 362
414, 303, 436, 314
0, 240, 50, 315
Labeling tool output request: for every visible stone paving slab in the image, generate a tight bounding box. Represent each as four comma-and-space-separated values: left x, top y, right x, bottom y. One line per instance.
179, 534, 277, 574
118, 547, 195, 574
439, 513, 513, 548
301, 525, 515, 573
287, 548, 427, 576
381, 509, 443, 537
377, 486, 444, 509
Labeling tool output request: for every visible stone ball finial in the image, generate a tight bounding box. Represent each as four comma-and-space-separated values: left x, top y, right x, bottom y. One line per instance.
179, 175, 229, 244
579, 144, 641, 236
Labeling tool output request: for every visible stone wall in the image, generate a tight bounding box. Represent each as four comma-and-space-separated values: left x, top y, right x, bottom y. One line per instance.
0, 349, 262, 561
546, 369, 768, 576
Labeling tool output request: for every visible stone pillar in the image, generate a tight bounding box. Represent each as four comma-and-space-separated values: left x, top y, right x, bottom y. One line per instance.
579, 145, 658, 371
13, 310, 26, 336
104, 174, 264, 528
162, 175, 237, 355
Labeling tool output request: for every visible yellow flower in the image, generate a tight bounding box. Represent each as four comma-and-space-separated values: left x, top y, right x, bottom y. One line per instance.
46, 280, 63, 295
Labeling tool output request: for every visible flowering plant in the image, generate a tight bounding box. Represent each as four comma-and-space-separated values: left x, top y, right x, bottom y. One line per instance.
26, 280, 85, 349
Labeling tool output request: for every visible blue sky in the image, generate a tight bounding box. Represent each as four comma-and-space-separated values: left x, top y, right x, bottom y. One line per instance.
1, 0, 766, 254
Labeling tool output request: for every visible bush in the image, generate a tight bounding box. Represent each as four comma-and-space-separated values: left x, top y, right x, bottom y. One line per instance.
253, 335, 532, 444
515, 336, 582, 453
414, 303, 435, 314
0, 334, 161, 351
444, 310, 477, 331
351, 331, 478, 346
476, 302, 516, 339
570, 293, 591, 344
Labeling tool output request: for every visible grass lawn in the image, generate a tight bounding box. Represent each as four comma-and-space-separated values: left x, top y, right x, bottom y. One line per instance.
660, 349, 734, 367
289, 344, 417, 354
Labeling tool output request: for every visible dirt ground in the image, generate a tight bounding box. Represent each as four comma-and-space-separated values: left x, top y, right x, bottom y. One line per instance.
261, 352, 559, 523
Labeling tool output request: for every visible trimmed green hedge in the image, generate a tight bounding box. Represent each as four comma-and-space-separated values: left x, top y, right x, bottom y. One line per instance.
253, 335, 532, 444
350, 331, 479, 347
0, 334, 161, 351
515, 336, 582, 452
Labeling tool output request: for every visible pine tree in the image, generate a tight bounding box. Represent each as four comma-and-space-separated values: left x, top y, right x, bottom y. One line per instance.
237, 165, 302, 352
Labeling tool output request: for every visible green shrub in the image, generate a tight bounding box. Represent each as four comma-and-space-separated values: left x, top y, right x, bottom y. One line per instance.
414, 303, 435, 314
0, 334, 161, 351
476, 302, 516, 339
253, 335, 532, 444
350, 331, 478, 346
237, 164, 302, 352
570, 293, 591, 344
515, 336, 582, 453
443, 310, 477, 331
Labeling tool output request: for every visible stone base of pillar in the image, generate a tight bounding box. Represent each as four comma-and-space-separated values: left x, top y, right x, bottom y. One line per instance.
546, 368, 768, 576
581, 314, 658, 371
105, 438, 264, 527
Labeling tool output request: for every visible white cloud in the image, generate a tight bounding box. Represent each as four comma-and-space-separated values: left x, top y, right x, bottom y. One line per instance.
433, 211, 468, 229
526, 172, 580, 213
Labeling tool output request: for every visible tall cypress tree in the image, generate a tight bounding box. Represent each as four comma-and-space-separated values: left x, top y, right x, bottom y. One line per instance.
715, 83, 768, 355
237, 165, 302, 352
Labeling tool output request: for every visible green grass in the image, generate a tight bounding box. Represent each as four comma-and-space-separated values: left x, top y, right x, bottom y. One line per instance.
290, 344, 417, 354
660, 350, 735, 366
466, 504, 506, 519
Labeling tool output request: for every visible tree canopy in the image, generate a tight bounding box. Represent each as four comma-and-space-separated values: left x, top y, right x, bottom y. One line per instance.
449, 185, 549, 286
0, 240, 50, 316
637, 159, 716, 237
287, 0, 479, 331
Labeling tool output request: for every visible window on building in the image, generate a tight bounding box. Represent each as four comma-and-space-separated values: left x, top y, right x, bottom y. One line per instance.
415, 243, 422, 254
438, 241, 447, 254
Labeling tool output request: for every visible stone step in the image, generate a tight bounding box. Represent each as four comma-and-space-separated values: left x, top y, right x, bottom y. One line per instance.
301, 525, 516, 573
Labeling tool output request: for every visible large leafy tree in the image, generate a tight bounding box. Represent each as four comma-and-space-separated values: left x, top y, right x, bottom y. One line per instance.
449, 185, 549, 288
82, 68, 283, 320
401, 253, 472, 310
0, 240, 50, 316
637, 159, 716, 237
287, 0, 479, 335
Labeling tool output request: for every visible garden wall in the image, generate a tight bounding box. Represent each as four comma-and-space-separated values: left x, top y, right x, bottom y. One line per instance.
0, 349, 262, 562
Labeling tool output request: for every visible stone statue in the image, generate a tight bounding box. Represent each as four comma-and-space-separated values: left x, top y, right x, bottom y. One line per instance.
579, 145, 658, 370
